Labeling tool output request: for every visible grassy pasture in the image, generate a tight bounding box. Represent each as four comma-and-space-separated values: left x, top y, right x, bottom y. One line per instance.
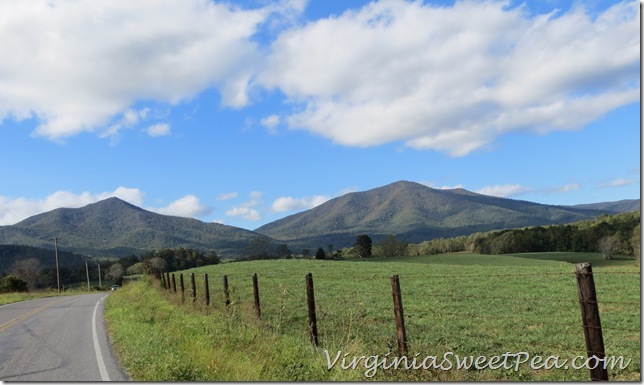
105, 253, 640, 381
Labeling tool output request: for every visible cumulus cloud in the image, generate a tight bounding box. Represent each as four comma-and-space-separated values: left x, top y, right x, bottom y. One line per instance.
0, 0, 272, 140
476, 184, 530, 198
0, 187, 144, 225
1, 0, 637, 157
150, 195, 213, 218
271, 195, 330, 213
145, 123, 171, 137
260, 114, 280, 133
259, 0, 639, 156
224, 191, 263, 221
225, 206, 261, 221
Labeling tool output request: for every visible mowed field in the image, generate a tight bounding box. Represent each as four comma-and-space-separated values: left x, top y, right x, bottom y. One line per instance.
104, 252, 640, 381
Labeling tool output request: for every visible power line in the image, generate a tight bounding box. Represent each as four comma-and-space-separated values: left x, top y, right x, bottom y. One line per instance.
0, 205, 23, 225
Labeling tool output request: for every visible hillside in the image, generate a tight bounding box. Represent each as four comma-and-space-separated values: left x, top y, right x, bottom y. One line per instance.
0, 197, 274, 258
255, 181, 623, 250
571, 199, 640, 213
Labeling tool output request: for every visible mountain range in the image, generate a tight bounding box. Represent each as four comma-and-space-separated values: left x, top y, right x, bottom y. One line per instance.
0, 181, 638, 258
255, 181, 639, 250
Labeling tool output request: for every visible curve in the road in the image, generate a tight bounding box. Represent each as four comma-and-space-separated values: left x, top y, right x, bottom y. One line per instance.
0, 293, 128, 381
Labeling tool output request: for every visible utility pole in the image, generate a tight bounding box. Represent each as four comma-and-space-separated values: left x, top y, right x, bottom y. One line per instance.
97, 262, 102, 288
84, 257, 90, 291
54, 237, 61, 293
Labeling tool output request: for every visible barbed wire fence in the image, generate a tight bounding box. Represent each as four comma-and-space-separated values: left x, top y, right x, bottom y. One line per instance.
150, 263, 640, 381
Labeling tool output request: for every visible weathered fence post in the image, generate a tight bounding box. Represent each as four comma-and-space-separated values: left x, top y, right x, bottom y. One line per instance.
166, 272, 171, 291
252, 273, 261, 319
575, 263, 609, 381
172, 273, 177, 293
391, 275, 408, 356
305, 273, 319, 346
191, 273, 197, 303
204, 273, 210, 307
161, 271, 167, 289
223, 275, 231, 308
180, 273, 185, 304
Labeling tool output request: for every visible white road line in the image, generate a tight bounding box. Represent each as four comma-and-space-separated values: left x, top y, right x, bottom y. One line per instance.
92, 295, 110, 381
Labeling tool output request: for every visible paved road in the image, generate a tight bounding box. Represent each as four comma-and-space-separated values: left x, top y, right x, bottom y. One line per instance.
0, 293, 128, 381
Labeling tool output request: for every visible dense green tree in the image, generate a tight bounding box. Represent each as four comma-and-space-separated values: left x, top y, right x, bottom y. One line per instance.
141, 247, 219, 269
374, 235, 408, 257
315, 247, 326, 260
275, 244, 292, 259
354, 234, 373, 258
0, 275, 28, 293
632, 224, 641, 264
245, 237, 272, 260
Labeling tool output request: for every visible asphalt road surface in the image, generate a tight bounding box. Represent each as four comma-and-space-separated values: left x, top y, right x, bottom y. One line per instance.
0, 293, 128, 381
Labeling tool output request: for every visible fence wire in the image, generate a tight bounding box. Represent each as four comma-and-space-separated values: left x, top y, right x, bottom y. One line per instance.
153, 266, 640, 380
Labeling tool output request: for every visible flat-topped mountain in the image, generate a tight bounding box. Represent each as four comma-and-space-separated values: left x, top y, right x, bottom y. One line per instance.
255, 181, 631, 250
0, 197, 273, 258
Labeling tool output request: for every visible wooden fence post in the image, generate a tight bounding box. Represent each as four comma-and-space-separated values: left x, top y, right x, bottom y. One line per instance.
166, 272, 171, 291
180, 273, 185, 304
252, 273, 261, 319
391, 275, 408, 356
305, 273, 319, 346
161, 271, 167, 289
575, 263, 609, 381
191, 273, 197, 303
223, 275, 231, 308
204, 273, 210, 307
172, 273, 177, 293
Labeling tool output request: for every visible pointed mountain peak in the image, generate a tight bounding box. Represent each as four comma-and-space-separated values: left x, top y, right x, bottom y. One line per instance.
87, 197, 143, 210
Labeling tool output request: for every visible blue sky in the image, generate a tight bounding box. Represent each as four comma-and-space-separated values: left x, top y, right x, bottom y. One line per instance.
0, 0, 639, 230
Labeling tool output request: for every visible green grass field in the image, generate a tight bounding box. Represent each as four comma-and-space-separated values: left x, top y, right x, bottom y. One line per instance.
104, 252, 640, 381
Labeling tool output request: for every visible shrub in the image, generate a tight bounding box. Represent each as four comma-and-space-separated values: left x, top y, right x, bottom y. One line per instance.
0, 275, 29, 293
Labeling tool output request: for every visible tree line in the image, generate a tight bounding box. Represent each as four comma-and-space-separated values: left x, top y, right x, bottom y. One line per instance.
297, 210, 640, 261
0, 247, 220, 293
409, 210, 640, 260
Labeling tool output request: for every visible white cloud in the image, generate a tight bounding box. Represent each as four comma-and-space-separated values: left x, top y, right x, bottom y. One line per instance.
259, 0, 639, 156
0, 187, 144, 225
539, 182, 581, 195
558, 183, 581, 193
145, 123, 171, 137
2, 0, 636, 157
260, 114, 280, 133
151, 195, 212, 218
217, 192, 239, 201
247, 191, 263, 203
225, 206, 261, 221
223, 190, 263, 221
421, 181, 465, 190
597, 178, 635, 188
271, 195, 330, 213
476, 184, 530, 198
0, 0, 272, 140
